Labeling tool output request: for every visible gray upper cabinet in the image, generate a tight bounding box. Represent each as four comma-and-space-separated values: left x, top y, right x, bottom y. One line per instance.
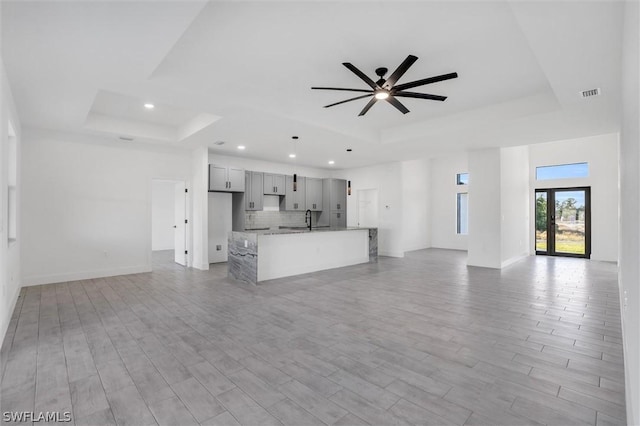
263, 173, 286, 195
330, 211, 347, 228
285, 175, 306, 211
305, 178, 323, 211
245, 171, 264, 211
209, 165, 245, 192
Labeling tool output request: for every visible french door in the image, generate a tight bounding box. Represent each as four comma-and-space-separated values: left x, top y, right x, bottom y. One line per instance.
535, 187, 591, 258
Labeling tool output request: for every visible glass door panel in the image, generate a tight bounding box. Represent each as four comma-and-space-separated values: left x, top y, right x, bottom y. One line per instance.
553, 190, 586, 256
535, 187, 590, 259
535, 191, 548, 252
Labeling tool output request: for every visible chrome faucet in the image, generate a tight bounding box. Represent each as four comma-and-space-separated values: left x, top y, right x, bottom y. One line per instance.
305, 209, 312, 231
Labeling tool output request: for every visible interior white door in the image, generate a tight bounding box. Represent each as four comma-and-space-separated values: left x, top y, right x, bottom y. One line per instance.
174, 183, 187, 266
357, 189, 379, 227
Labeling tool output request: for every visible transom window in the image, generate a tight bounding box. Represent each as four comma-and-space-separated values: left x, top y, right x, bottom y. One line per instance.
536, 162, 589, 180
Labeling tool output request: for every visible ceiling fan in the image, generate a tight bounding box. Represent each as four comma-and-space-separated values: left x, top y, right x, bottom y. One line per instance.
311, 55, 458, 116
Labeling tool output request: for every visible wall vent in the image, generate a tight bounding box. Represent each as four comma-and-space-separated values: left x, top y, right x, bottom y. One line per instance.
118, 136, 134, 141
580, 88, 600, 98
213, 141, 225, 145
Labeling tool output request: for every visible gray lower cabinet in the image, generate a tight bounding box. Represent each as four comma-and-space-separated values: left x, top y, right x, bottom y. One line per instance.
305, 177, 323, 211
330, 211, 347, 228
245, 171, 263, 211
209, 165, 245, 192
264, 173, 286, 195
285, 175, 306, 211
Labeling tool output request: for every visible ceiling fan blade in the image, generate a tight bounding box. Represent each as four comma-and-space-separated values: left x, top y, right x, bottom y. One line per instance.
394, 91, 447, 101
392, 72, 458, 92
343, 62, 379, 90
358, 97, 378, 116
312, 87, 374, 93
324, 94, 373, 108
383, 55, 418, 89
386, 96, 410, 114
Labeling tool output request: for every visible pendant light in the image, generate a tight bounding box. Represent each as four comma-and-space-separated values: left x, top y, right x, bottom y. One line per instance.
292, 136, 298, 191
348, 180, 351, 196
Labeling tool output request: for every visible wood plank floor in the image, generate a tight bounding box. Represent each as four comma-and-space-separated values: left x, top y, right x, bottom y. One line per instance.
1, 249, 626, 425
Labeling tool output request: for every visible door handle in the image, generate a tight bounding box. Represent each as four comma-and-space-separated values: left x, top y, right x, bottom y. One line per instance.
173, 225, 177, 228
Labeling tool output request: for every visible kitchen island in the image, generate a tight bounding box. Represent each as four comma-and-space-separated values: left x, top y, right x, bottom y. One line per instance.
228, 227, 377, 284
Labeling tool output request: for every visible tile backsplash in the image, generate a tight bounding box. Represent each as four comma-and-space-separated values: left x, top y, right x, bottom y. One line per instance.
244, 210, 320, 230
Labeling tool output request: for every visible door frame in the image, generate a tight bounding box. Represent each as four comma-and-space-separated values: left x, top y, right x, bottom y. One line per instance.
535, 186, 591, 259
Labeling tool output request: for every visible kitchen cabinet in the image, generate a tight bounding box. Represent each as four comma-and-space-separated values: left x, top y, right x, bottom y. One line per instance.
305, 177, 323, 211
318, 178, 348, 227
263, 173, 286, 195
209, 165, 245, 192
245, 171, 264, 211
285, 175, 306, 211
330, 211, 347, 228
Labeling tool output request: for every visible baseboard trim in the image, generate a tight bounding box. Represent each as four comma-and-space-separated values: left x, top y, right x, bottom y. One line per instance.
0, 284, 21, 354
22, 265, 151, 286
379, 250, 405, 258
501, 253, 530, 268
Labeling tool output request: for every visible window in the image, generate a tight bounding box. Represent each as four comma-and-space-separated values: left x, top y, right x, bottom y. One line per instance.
456, 173, 469, 185
535, 162, 588, 180
457, 193, 468, 234
7, 121, 17, 244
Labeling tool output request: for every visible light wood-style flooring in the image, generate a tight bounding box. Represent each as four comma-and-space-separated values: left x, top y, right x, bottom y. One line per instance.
1, 249, 626, 425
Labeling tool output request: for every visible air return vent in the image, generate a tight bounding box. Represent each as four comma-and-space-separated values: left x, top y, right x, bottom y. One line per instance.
118, 136, 134, 141
580, 88, 600, 98
213, 141, 225, 146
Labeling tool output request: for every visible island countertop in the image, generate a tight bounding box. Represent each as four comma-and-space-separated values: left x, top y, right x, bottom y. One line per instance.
229, 227, 378, 284
240, 226, 374, 236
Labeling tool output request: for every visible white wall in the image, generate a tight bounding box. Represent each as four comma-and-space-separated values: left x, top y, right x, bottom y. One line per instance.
467, 149, 502, 268
21, 128, 192, 285
0, 56, 22, 345
619, 1, 639, 423
151, 180, 176, 251
334, 162, 404, 257
429, 154, 469, 250
401, 159, 431, 252
500, 145, 530, 267
208, 153, 328, 178
529, 133, 619, 262
191, 146, 209, 270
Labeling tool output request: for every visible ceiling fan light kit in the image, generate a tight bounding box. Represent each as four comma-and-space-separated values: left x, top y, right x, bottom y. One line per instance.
312, 55, 458, 116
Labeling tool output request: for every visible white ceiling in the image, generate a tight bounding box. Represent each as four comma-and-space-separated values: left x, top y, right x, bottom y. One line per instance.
1, 1, 623, 169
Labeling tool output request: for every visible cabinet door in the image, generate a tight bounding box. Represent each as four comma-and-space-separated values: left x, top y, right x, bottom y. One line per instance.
332, 179, 347, 210
228, 167, 245, 192
209, 165, 228, 191
330, 211, 347, 228
305, 178, 323, 211
263, 174, 275, 195
285, 175, 306, 210
250, 172, 263, 210
273, 174, 286, 195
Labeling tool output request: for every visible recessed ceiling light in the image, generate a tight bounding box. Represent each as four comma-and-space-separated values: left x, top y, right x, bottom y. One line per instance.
144, 103, 155, 109
328, 160, 335, 165
289, 154, 296, 158
237, 145, 246, 150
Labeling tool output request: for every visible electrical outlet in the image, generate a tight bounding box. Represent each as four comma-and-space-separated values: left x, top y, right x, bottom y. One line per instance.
216, 245, 222, 251
623, 290, 628, 311
244, 240, 248, 248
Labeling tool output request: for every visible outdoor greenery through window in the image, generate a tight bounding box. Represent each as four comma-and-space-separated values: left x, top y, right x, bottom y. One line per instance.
536, 162, 588, 180
456, 173, 469, 185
